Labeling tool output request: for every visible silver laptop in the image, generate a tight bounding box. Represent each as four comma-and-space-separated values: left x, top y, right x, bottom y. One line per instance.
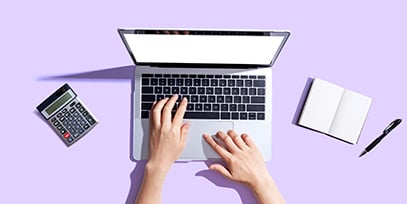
118, 28, 290, 161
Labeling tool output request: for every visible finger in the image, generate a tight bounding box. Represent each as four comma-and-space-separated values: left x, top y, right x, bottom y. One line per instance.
209, 163, 232, 180
180, 122, 190, 144
241, 133, 257, 149
227, 129, 246, 150
216, 131, 240, 153
173, 97, 188, 127
203, 134, 231, 158
150, 98, 169, 128
161, 94, 178, 124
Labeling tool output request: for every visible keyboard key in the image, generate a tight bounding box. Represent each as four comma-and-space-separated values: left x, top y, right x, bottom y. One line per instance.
232, 75, 239, 79
258, 75, 266, 79
232, 112, 239, 119
240, 88, 248, 95
180, 87, 188, 94
185, 79, 192, 86
198, 88, 205, 94
221, 104, 228, 111
217, 96, 224, 103
155, 87, 163, 94
208, 96, 216, 103
206, 88, 214, 94
236, 80, 244, 86
172, 87, 179, 94
141, 111, 150, 118
181, 74, 188, 78
163, 87, 171, 94
225, 96, 232, 103
202, 79, 209, 86
176, 79, 184, 86
221, 112, 231, 119
215, 88, 222, 95
211, 79, 218, 86
168, 79, 175, 86
204, 104, 211, 111
241, 75, 248, 79
191, 95, 198, 102
142, 103, 153, 110
257, 113, 265, 120
142, 95, 155, 102
249, 75, 257, 79
224, 75, 231, 78
184, 112, 219, 119
151, 78, 158, 85
251, 96, 265, 103
189, 87, 197, 94
142, 87, 154, 93
194, 79, 201, 86
245, 80, 253, 87
223, 88, 231, 95
238, 104, 245, 111
187, 104, 194, 110
254, 80, 266, 87
142, 74, 153, 77
233, 96, 241, 103
258, 88, 265, 95
198, 74, 205, 78
164, 74, 171, 78
219, 80, 226, 86
247, 105, 265, 111
242, 96, 250, 103
215, 75, 222, 78
172, 74, 180, 78
228, 80, 235, 86
230, 104, 237, 111
142, 78, 149, 85
200, 96, 207, 103
249, 113, 257, 120
232, 88, 239, 95
159, 78, 166, 85
240, 113, 248, 120
249, 88, 257, 95
213, 104, 220, 111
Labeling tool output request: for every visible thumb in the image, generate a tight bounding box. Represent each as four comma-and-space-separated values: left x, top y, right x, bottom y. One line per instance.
180, 122, 190, 143
210, 163, 232, 180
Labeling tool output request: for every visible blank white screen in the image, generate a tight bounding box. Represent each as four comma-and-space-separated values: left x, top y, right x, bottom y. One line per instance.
123, 34, 285, 65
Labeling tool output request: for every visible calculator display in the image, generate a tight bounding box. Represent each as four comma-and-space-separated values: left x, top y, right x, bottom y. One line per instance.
45, 92, 73, 115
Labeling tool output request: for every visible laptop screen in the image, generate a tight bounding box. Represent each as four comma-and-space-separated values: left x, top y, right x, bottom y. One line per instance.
119, 29, 290, 66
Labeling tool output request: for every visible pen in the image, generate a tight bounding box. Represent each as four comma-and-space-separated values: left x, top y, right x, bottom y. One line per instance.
359, 119, 402, 158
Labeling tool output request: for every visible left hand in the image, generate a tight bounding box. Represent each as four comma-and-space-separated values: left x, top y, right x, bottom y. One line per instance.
147, 95, 190, 174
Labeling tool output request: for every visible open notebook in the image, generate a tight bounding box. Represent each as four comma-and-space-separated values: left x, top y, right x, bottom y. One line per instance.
298, 78, 372, 144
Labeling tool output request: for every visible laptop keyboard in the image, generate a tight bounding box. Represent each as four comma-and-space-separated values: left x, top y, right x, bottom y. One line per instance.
140, 74, 266, 120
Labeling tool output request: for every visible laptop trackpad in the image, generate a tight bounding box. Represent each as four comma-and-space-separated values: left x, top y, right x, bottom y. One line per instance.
181, 121, 233, 160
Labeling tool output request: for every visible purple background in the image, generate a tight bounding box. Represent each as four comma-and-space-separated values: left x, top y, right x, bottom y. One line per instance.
1, 0, 406, 203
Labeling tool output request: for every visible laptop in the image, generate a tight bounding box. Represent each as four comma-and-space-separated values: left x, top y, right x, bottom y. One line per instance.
118, 28, 290, 161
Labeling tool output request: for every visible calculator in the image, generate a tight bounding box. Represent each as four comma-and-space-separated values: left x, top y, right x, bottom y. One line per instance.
36, 83, 98, 146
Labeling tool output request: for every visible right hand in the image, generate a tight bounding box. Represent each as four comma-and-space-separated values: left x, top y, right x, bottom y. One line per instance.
203, 130, 271, 188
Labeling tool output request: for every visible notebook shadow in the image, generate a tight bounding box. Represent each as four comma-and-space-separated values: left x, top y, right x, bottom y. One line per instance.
291, 77, 314, 125
195, 161, 257, 204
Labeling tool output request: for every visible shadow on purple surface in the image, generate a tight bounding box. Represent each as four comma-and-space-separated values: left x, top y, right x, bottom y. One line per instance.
38, 65, 135, 81
195, 161, 258, 204
125, 161, 147, 204
291, 77, 314, 125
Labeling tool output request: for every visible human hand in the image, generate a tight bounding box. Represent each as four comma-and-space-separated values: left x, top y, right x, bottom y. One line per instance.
203, 130, 270, 188
147, 95, 190, 174
204, 130, 285, 204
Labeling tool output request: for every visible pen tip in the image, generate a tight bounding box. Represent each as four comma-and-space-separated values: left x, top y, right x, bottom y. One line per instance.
359, 151, 367, 158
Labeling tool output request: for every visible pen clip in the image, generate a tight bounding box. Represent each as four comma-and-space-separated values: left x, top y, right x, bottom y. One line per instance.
383, 119, 402, 135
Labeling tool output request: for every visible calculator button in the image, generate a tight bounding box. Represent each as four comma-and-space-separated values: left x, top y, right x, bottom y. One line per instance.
69, 108, 76, 113
51, 117, 57, 122
75, 103, 82, 108
73, 112, 79, 117
57, 125, 63, 130
86, 116, 96, 125
73, 132, 80, 138
78, 107, 85, 113
67, 137, 73, 143
82, 111, 88, 117
63, 132, 71, 138
59, 116, 65, 121
57, 113, 62, 118
83, 124, 90, 130
68, 116, 74, 121
60, 129, 66, 134
70, 101, 76, 107
53, 121, 60, 126
64, 112, 70, 117
62, 108, 68, 113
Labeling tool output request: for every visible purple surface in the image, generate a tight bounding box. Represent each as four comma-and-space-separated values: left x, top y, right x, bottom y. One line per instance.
1, 0, 407, 203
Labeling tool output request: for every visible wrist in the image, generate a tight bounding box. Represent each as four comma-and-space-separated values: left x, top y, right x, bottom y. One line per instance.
248, 174, 274, 193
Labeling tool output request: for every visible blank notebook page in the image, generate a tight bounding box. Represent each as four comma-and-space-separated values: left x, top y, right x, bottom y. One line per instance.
299, 79, 344, 133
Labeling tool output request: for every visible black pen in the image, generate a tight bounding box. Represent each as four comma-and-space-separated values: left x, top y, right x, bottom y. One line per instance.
359, 119, 402, 157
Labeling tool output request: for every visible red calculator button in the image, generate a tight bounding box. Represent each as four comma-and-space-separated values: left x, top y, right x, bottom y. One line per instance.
64, 132, 71, 139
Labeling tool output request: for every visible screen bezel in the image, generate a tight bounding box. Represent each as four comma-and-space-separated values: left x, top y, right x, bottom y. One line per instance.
118, 28, 290, 68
